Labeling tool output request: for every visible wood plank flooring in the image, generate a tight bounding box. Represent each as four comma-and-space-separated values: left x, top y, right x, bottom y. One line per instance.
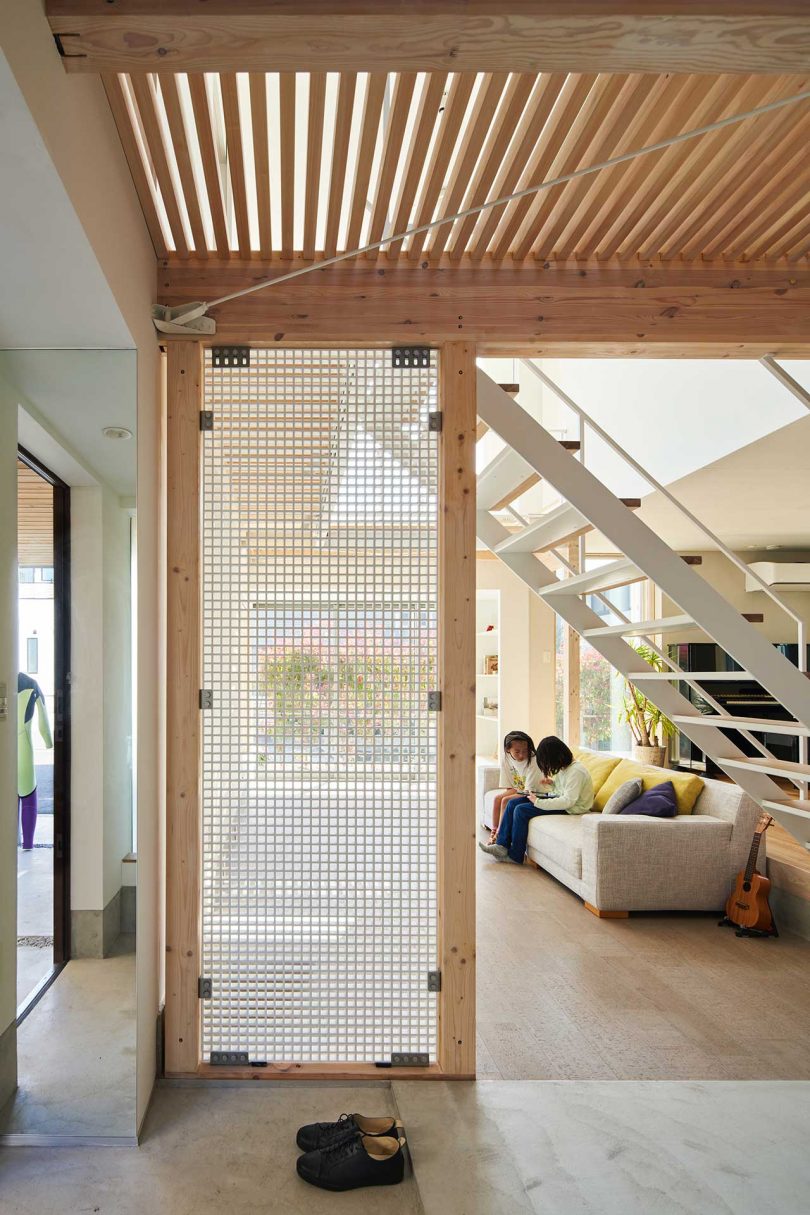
476, 832, 810, 1081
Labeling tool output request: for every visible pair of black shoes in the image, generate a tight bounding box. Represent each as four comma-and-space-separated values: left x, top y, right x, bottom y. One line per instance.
296, 1112, 408, 1191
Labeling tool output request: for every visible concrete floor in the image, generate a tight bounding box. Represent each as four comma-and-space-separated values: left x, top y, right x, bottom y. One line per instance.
0, 937, 136, 1140
1, 1080, 809, 1213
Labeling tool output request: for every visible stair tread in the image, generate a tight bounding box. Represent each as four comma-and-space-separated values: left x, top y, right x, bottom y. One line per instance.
762, 798, 810, 819
494, 503, 589, 555
634, 670, 751, 680
478, 439, 581, 512
583, 614, 693, 638
671, 714, 810, 737
541, 557, 641, 596
722, 755, 810, 778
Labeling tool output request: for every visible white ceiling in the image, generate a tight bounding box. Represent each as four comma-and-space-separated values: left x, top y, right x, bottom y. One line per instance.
6, 349, 136, 496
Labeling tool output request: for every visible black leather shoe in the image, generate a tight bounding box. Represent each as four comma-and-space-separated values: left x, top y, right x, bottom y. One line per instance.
295, 1112, 400, 1152
297, 1133, 406, 1191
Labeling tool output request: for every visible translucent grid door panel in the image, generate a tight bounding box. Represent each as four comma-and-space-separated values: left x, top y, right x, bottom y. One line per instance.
201, 349, 440, 1063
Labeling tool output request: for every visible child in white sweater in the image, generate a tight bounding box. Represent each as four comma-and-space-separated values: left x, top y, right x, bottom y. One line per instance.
489, 731, 542, 843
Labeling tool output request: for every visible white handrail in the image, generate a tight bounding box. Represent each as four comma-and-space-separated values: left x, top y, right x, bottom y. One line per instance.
520, 359, 807, 646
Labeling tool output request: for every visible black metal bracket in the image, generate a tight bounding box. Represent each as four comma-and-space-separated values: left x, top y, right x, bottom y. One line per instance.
428, 411, 443, 432
392, 347, 430, 369
392, 1053, 430, 1067
53, 33, 87, 59
210, 1051, 249, 1066
200, 411, 214, 431
212, 347, 250, 368
427, 971, 442, 992
198, 977, 213, 999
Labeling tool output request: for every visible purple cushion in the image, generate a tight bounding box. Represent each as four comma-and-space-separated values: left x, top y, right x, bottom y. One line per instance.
618, 780, 677, 818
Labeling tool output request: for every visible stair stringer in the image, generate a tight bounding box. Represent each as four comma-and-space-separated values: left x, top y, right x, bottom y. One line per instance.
477, 369, 810, 731
477, 510, 810, 845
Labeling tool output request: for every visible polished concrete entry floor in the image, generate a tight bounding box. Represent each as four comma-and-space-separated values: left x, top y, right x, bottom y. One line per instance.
1, 1080, 809, 1214
0, 937, 136, 1139
476, 831, 810, 1081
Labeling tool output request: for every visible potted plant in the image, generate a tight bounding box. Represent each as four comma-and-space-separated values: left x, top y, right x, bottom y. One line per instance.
619, 644, 676, 768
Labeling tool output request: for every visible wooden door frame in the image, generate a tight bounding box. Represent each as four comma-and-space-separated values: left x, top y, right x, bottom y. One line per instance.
164, 341, 476, 1080
17, 446, 71, 969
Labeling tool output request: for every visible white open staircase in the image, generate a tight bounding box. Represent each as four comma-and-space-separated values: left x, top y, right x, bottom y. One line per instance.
476, 367, 810, 847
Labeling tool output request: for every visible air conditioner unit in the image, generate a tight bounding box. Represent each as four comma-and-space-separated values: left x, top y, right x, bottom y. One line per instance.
745, 562, 810, 592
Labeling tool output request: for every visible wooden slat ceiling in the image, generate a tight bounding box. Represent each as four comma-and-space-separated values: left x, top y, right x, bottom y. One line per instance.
18, 462, 54, 568
104, 69, 810, 266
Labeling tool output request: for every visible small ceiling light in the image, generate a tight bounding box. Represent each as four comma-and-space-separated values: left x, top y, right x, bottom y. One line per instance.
102, 426, 133, 440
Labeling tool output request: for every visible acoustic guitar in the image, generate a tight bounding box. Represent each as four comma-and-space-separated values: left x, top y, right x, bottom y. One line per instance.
721, 813, 776, 937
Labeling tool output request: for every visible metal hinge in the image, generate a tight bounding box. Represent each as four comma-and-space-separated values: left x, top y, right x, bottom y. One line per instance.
199, 689, 213, 710
212, 346, 250, 368
428, 411, 443, 432
392, 346, 430, 369
392, 1053, 430, 1068
200, 410, 214, 431
428, 691, 441, 711
427, 970, 442, 993
198, 977, 213, 999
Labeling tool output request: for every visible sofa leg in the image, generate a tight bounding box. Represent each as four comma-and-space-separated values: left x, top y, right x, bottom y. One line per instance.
584, 901, 629, 919
526, 857, 541, 870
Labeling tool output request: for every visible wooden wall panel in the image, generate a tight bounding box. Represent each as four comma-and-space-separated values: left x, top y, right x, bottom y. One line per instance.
437, 342, 477, 1078
165, 341, 203, 1075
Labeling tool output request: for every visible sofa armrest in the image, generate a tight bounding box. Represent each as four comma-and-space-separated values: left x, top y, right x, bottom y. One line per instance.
580, 814, 736, 912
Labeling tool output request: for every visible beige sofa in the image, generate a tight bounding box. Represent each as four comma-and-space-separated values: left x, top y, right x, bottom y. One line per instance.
480, 750, 763, 917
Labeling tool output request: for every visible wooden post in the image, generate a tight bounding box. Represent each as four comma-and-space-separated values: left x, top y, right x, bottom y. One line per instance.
165, 341, 203, 1075
563, 539, 581, 747
437, 342, 477, 1078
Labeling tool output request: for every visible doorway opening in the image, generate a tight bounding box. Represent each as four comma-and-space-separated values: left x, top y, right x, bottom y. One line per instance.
16, 448, 70, 1021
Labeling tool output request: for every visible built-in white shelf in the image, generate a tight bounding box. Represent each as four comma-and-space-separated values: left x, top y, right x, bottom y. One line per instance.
476, 590, 501, 760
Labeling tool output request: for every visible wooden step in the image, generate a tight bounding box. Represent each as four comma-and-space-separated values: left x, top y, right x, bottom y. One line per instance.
583, 614, 694, 639
541, 557, 642, 597
497, 383, 520, 397
475, 419, 490, 440
720, 755, 810, 780
671, 714, 810, 737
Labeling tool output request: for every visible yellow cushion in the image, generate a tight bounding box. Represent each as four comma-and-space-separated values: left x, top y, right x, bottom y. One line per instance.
593, 758, 704, 814
572, 748, 623, 797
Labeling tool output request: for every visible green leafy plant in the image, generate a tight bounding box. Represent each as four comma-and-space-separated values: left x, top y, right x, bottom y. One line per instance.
618, 644, 676, 748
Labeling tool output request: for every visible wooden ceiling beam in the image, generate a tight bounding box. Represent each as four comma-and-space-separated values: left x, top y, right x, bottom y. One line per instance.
157, 258, 810, 354
48, 3, 810, 75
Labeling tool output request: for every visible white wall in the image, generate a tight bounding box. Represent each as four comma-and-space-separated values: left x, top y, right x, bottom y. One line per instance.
70, 488, 105, 912
2, 1, 165, 1129
662, 550, 810, 645
0, 381, 19, 1104
102, 488, 133, 907
476, 558, 556, 745
70, 486, 133, 914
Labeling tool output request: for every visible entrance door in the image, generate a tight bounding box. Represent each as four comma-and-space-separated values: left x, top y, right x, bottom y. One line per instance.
199, 349, 440, 1065
16, 448, 70, 1016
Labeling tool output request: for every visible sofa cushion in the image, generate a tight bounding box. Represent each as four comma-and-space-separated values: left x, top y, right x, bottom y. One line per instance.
603, 777, 643, 815
527, 814, 587, 879
594, 759, 704, 814
619, 780, 677, 818
572, 748, 623, 797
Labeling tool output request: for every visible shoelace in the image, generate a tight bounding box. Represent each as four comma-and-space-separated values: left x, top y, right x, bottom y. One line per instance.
321, 1133, 362, 1163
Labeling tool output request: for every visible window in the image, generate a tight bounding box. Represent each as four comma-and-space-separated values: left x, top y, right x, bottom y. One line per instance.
26, 637, 38, 674
18, 568, 34, 584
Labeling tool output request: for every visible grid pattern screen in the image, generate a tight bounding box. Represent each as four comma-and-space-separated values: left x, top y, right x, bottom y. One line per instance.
201, 348, 440, 1063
